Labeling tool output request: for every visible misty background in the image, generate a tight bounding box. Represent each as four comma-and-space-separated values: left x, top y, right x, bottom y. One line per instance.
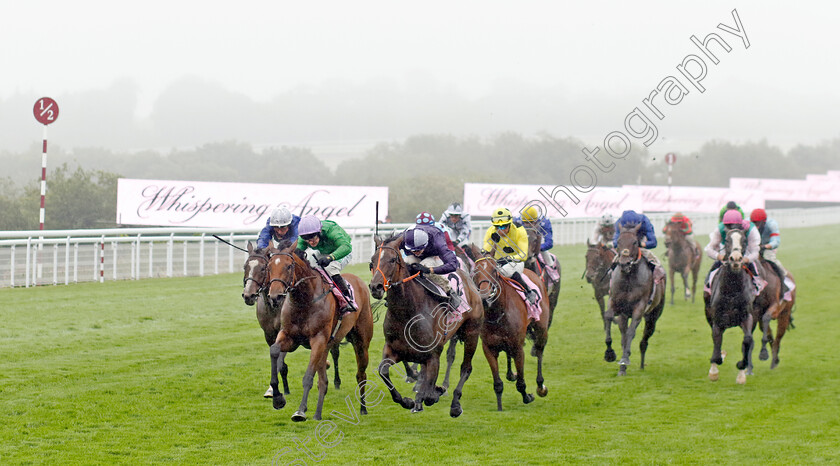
2, 2, 840, 228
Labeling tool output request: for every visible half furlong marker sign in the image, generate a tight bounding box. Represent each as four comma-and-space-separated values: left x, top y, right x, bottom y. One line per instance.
116, 179, 388, 228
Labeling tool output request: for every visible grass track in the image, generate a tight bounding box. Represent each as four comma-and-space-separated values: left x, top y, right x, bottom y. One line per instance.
1, 226, 839, 464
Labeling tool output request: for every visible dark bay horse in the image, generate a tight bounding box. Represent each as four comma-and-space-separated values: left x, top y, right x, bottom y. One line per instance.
604, 224, 665, 376
265, 243, 373, 421
525, 228, 560, 327
755, 256, 796, 369
584, 239, 615, 319
472, 256, 549, 410
704, 228, 756, 384
369, 235, 483, 417
662, 221, 702, 304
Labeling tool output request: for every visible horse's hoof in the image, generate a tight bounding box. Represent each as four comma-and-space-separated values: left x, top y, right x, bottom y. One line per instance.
604, 349, 616, 362
273, 395, 286, 410
759, 349, 769, 361
264, 386, 273, 398
334, 381, 341, 390
618, 364, 627, 376
506, 373, 517, 382
736, 370, 747, 385
709, 364, 719, 381
450, 404, 463, 418
360, 407, 368, 416
435, 386, 446, 396
523, 393, 535, 404
411, 405, 424, 413
400, 397, 415, 410
291, 410, 307, 422
537, 385, 548, 397
771, 358, 779, 370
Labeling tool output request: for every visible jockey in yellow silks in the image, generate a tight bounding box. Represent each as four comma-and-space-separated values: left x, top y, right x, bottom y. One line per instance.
482, 207, 538, 304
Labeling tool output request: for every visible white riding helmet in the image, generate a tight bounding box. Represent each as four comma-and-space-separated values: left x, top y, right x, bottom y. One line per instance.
269, 207, 293, 227
444, 202, 464, 216
599, 213, 615, 226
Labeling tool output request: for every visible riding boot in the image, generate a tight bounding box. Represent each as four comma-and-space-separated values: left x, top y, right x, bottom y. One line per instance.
331, 274, 355, 315
705, 260, 722, 287
511, 272, 538, 305
447, 288, 462, 310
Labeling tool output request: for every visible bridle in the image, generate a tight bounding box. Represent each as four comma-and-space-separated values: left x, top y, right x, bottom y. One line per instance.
472, 257, 500, 303
267, 251, 319, 299
243, 253, 269, 295
371, 245, 419, 292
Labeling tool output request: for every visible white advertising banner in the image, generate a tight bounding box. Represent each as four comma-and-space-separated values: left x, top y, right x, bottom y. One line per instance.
620, 185, 765, 214
116, 179, 388, 228
463, 183, 644, 218
729, 177, 840, 203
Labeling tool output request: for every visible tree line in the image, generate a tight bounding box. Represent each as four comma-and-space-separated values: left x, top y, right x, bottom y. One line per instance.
1, 135, 838, 230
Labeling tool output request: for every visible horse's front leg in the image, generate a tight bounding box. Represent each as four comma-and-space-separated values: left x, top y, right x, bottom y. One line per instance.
669, 267, 676, 305
709, 323, 724, 381
736, 312, 755, 384
513, 346, 534, 405
378, 346, 414, 410
681, 269, 691, 301
442, 339, 457, 391
505, 353, 516, 382
615, 314, 632, 376
269, 330, 295, 410
292, 334, 329, 422
450, 327, 479, 418
759, 307, 774, 361
415, 354, 442, 413
603, 303, 616, 362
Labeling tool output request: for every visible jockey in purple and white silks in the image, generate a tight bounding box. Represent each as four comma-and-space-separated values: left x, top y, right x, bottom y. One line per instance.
591, 213, 616, 247
401, 225, 461, 307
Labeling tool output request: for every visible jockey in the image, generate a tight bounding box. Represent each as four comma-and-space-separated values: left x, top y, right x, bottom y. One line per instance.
514, 205, 556, 270
704, 209, 761, 285
750, 208, 791, 294
296, 215, 355, 315
591, 213, 616, 247
257, 207, 301, 249
611, 210, 666, 284
439, 202, 472, 250
416, 211, 455, 251
483, 207, 538, 304
401, 225, 461, 308
663, 212, 697, 255
718, 201, 745, 222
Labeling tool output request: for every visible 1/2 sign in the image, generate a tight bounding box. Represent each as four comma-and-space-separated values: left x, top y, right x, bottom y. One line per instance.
665, 152, 676, 165
34, 97, 59, 125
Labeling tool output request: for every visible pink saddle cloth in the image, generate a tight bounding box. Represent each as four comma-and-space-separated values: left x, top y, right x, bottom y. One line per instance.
421, 273, 472, 326
315, 268, 358, 311
501, 274, 543, 321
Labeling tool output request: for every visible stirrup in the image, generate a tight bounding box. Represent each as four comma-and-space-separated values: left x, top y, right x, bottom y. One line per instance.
526, 290, 538, 305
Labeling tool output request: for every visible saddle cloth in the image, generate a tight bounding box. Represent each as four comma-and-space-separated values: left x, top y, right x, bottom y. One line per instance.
705, 267, 766, 297
538, 252, 560, 282
501, 274, 543, 321
415, 273, 471, 325
314, 268, 358, 311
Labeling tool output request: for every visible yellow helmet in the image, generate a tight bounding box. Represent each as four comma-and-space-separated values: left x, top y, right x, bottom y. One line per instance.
491, 207, 513, 226
520, 205, 540, 222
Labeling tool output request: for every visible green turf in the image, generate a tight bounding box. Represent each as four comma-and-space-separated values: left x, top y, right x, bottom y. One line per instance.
1, 226, 839, 465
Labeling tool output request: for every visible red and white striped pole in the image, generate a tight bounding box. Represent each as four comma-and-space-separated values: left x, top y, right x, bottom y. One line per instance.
40, 125, 48, 230
100, 237, 105, 283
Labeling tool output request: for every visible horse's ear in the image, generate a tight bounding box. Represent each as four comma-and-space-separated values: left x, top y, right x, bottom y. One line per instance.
247, 241, 254, 253
374, 235, 382, 247
631, 223, 642, 233
586, 238, 591, 247
281, 240, 296, 253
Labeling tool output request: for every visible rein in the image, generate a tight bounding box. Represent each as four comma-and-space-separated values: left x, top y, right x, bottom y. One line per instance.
472, 257, 500, 302
267, 251, 320, 298
372, 245, 420, 291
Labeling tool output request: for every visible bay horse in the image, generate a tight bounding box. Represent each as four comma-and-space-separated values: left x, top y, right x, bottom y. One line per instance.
472, 255, 549, 410
265, 242, 373, 422
662, 221, 702, 305
584, 239, 615, 319
704, 227, 756, 384
242, 242, 343, 398
604, 224, 665, 376
525, 228, 560, 327
755, 255, 796, 369
369, 235, 483, 417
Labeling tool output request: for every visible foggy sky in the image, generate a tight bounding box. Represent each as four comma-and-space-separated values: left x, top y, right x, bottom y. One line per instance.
1, 1, 839, 156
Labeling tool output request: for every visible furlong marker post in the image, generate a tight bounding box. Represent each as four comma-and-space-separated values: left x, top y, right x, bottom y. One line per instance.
33, 97, 60, 282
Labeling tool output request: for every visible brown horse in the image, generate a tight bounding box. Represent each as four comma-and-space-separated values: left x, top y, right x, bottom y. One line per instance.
265, 243, 373, 422
662, 222, 702, 304
704, 228, 757, 384
755, 256, 796, 369
472, 256, 549, 410
525, 228, 560, 327
369, 235, 483, 417
243, 242, 346, 398
604, 224, 665, 376
584, 239, 615, 319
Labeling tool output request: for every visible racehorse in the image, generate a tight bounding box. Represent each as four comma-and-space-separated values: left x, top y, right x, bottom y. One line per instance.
265, 243, 373, 422
242, 242, 343, 398
704, 228, 756, 384
604, 224, 665, 376
525, 228, 560, 327
755, 255, 797, 369
472, 255, 549, 410
662, 221, 702, 305
584, 239, 615, 319
370, 235, 483, 417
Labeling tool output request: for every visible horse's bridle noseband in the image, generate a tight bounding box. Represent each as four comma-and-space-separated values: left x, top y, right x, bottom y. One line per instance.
267, 251, 318, 298
472, 257, 500, 303
372, 245, 419, 292
243, 253, 269, 295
